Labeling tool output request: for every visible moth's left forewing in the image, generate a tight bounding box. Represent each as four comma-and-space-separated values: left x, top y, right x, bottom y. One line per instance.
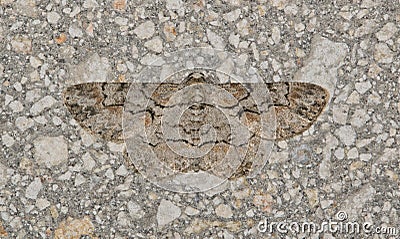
63, 83, 130, 143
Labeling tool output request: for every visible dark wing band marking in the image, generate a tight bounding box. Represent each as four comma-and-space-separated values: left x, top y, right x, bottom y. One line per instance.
63, 81, 329, 143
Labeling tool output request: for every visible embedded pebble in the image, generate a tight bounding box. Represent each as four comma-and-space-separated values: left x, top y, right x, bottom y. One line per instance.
375, 22, 398, 41
69, 53, 111, 84
30, 96, 57, 115
9, 101, 24, 113
11, 37, 32, 54
166, 0, 183, 10
236, 19, 250, 36
332, 105, 349, 124
0, 64, 4, 77
347, 148, 359, 159
54, 217, 95, 238
113, 0, 126, 10
34, 136, 68, 168
13, 82, 22, 92
144, 37, 163, 53
14, 0, 38, 17
271, 0, 288, 10
134, 21, 155, 39
361, 0, 381, 8
360, 153, 372, 161
74, 174, 86, 186
131, 45, 139, 59
215, 204, 233, 218
35, 198, 50, 210
0, 164, 8, 187
319, 159, 331, 179
378, 148, 397, 163
271, 26, 281, 44
335, 125, 356, 146
294, 36, 348, 97
15, 116, 35, 131
127, 201, 145, 219
355, 81, 372, 94
374, 43, 394, 64
117, 212, 129, 226
105, 168, 114, 180
207, 29, 225, 49
83, 0, 98, 9
25, 178, 43, 200
116, 165, 128, 176
115, 17, 128, 26
157, 199, 181, 227
224, 9, 241, 22
69, 24, 83, 38
354, 20, 377, 38
334, 148, 345, 159
0, 221, 6, 237
350, 108, 370, 128
163, 22, 177, 42
29, 56, 42, 68
82, 153, 96, 171
294, 22, 305, 32
47, 12, 61, 24
340, 184, 376, 220
284, 4, 298, 15
185, 206, 200, 216
1, 133, 15, 147
228, 33, 240, 48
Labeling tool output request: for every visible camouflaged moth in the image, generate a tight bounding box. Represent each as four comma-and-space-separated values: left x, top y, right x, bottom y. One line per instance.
63, 72, 329, 177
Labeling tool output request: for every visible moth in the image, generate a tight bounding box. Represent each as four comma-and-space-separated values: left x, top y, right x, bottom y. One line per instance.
63, 72, 329, 178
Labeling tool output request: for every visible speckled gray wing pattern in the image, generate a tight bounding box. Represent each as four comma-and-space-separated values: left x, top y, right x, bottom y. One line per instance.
63, 77, 328, 177
63, 81, 329, 143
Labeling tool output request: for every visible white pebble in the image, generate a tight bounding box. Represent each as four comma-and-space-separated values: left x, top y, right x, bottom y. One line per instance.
335, 125, 356, 146
47, 11, 60, 24
34, 136, 68, 168
30, 96, 56, 115
2, 133, 15, 147
83, 0, 98, 8
35, 198, 50, 210
207, 29, 226, 49
26, 178, 43, 200
105, 168, 114, 180
133, 21, 155, 39
166, 0, 183, 10
215, 204, 233, 218
116, 165, 128, 176
69, 24, 83, 38
9, 101, 24, 113
157, 199, 181, 227
144, 37, 163, 53
15, 116, 34, 131
374, 43, 394, 64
